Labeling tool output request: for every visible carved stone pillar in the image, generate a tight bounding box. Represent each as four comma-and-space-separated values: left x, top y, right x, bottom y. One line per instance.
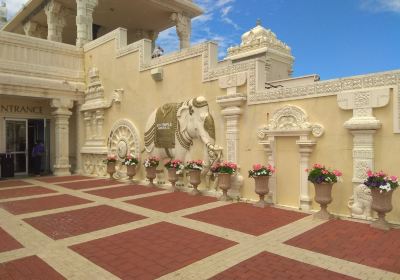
171, 13, 191, 49
217, 73, 248, 198
76, 0, 98, 47
259, 137, 276, 204
83, 111, 92, 140
44, 0, 67, 42
95, 110, 104, 140
23, 21, 47, 38
337, 88, 390, 219
51, 99, 73, 176
297, 138, 316, 210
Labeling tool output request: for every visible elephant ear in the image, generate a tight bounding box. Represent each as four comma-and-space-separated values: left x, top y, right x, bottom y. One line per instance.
177, 102, 190, 131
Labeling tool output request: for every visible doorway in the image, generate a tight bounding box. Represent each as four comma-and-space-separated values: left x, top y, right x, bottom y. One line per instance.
5, 119, 50, 176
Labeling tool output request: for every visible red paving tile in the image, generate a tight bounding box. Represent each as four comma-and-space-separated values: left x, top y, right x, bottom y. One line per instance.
0, 186, 56, 199
0, 227, 23, 253
125, 192, 217, 213
37, 175, 92, 183
70, 222, 236, 280
0, 255, 65, 279
57, 179, 122, 190
211, 251, 357, 280
285, 219, 400, 274
24, 205, 147, 240
186, 203, 308, 236
0, 180, 32, 188
86, 184, 161, 199
0, 194, 91, 215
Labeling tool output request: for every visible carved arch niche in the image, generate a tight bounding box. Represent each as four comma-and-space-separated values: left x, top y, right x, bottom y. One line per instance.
257, 105, 324, 210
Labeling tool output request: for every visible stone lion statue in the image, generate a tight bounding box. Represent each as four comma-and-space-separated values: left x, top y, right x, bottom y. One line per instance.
347, 184, 372, 219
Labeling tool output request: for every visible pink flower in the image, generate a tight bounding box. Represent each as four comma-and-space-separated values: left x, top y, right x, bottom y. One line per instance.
333, 170, 342, 177
313, 163, 322, 169
367, 170, 373, 177
253, 164, 262, 171
322, 170, 328, 175
390, 175, 398, 182
305, 168, 309, 172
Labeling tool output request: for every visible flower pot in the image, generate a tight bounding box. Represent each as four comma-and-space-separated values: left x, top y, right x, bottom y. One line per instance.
370, 189, 393, 230
253, 176, 270, 208
126, 165, 136, 180
167, 168, 179, 192
218, 173, 232, 201
313, 183, 334, 220
146, 166, 157, 186
107, 162, 116, 179
188, 170, 201, 196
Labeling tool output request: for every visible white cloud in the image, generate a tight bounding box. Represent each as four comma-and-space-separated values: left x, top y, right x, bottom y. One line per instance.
4, 0, 29, 20
360, 0, 400, 13
157, 0, 242, 59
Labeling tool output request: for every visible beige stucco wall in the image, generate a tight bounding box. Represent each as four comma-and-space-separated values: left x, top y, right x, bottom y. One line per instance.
83, 36, 400, 223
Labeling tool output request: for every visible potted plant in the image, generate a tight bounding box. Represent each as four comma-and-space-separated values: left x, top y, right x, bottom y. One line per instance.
248, 164, 275, 207
211, 161, 237, 201
164, 159, 185, 192
185, 160, 204, 195
364, 170, 398, 230
104, 154, 117, 179
307, 163, 342, 220
143, 156, 159, 186
123, 154, 139, 180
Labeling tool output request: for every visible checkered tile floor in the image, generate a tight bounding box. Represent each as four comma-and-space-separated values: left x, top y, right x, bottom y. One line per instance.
0, 175, 398, 280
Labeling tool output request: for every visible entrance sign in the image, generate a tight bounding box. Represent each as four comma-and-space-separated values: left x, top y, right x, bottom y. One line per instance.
0, 105, 43, 114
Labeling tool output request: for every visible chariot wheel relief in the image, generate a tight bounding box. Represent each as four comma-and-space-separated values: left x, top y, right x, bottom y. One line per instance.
107, 119, 141, 178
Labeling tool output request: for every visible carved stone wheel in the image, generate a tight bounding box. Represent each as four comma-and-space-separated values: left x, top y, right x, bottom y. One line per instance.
107, 119, 141, 179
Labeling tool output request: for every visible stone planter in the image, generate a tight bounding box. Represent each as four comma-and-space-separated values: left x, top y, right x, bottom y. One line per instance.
370, 189, 393, 230
313, 183, 334, 220
146, 166, 157, 186
126, 165, 136, 180
107, 161, 116, 179
188, 170, 201, 195
167, 168, 179, 192
253, 176, 270, 208
218, 173, 232, 201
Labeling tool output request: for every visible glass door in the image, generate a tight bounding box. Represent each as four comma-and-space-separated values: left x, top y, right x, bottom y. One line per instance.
5, 119, 28, 175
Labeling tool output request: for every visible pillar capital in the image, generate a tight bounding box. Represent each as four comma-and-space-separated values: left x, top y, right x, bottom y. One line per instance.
76, 0, 98, 47
51, 98, 73, 115
171, 12, 191, 49
45, 0, 67, 42
23, 21, 47, 38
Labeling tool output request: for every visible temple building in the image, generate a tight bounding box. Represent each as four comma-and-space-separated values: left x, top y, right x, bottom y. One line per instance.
0, 0, 399, 224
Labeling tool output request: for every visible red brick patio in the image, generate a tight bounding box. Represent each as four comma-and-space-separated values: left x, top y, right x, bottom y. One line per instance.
24, 205, 147, 240
211, 251, 357, 280
186, 202, 308, 235
0, 180, 32, 188
125, 191, 217, 213
0, 194, 91, 215
285, 219, 400, 274
37, 175, 92, 183
0, 176, 398, 279
70, 222, 236, 280
86, 184, 161, 199
0, 256, 65, 279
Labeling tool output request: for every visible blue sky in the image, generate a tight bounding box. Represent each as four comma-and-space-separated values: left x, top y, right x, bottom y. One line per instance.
6, 0, 400, 80
158, 0, 400, 80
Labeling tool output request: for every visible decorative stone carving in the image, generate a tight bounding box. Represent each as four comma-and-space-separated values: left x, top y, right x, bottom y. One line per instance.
348, 184, 372, 219
23, 21, 47, 38
51, 98, 74, 176
217, 88, 247, 198
82, 153, 107, 177
258, 105, 324, 210
227, 20, 292, 58
44, 0, 67, 42
218, 72, 247, 95
265, 105, 324, 137
76, 0, 98, 47
107, 119, 141, 179
337, 88, 390, 219
171, 12, 191, 49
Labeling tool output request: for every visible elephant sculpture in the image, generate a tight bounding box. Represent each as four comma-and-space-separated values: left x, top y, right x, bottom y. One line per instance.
143, 96, 221, 170
348, 184, 372, 219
